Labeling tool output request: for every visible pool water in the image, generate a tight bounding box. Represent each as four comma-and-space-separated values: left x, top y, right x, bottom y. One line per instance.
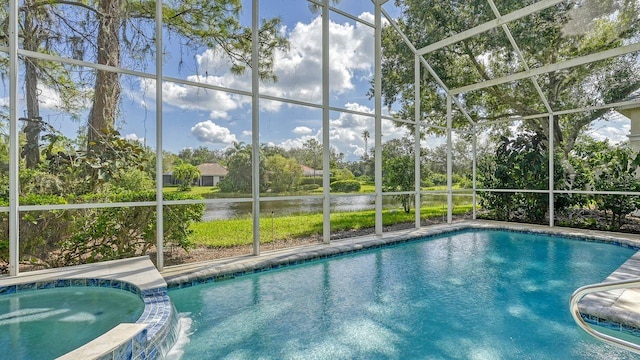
0, 287, 144, 359
169, 230, 640, 359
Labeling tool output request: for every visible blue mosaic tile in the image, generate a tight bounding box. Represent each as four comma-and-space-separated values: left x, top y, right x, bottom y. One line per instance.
114, 339, 133, 360
0, 285, 16, 295
55, 279, 70, 288
37, 281, 55, 290
111, 280, 122, 290
71, 278, 86, 287
17, 282, 36, 291
99, 279, 112, 288
87, 278, 99, 287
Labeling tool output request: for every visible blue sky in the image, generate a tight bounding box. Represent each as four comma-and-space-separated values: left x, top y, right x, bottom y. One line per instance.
5, 0, 632, 161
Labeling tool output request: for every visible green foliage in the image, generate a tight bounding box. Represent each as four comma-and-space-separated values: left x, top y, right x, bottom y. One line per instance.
0, 191, 204, 268
333, 168, 355, 181
477, 133, 572, 223
381, 0, 640, 156
112, 168, 154, 192
382, 138, 415, 213
330, 180, 361, 193
589, 144, 640, 229
173, 163, 201, 191
217, 142, 266, 193
300, 177, 323, 186
266, 155, 302, 192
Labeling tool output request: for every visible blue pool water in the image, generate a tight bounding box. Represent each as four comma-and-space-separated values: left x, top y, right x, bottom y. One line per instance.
0, 287, 144, 359
169, 230, 640, 359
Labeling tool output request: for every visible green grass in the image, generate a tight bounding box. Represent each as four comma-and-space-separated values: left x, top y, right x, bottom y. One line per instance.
190, 204, 473, 248
163, 186, 215, 196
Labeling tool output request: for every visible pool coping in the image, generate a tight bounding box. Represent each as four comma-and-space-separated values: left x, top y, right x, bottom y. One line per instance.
162, 220, 640, 338
0, 256, 174, 360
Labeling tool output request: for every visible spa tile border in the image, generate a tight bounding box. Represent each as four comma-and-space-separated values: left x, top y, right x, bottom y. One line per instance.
163, 221, 640, 340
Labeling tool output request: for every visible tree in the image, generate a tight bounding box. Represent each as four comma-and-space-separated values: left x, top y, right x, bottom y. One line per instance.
173, 163, 201, 191
218, 142, 266, 193
380, 0, 640, 157
477, 133, 574, 223
2, 0, 289, 156
362, 129, 370, 160
382, 137, 415, 213
588, 143, 640, 229
266, 155, 302, 193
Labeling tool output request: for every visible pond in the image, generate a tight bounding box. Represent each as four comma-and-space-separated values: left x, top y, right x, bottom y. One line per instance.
202, 194, 468, 221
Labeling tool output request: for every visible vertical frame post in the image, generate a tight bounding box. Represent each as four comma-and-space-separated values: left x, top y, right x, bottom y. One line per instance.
155, 0, 164, 270
549, 114, 554, 227
472, 124, 477, 220
414, 55, 421, 228
322, 0, 331, 243
374, 0, 383, 235
446, 95, 453, 224
251, 0, 261, 254
8, 0, 19, 276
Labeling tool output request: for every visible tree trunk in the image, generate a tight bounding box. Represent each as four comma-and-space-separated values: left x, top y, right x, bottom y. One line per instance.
87, 0, 121, 152
22, 1, 41, 169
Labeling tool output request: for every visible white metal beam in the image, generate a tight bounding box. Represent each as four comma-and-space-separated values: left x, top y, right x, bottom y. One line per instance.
417, 0, 565, 56
375, 1, 383, 235
155, 0, 164, 270
446, 95, 453, 224
486, 0, 553, 114
415, 55, 421, 228
8, 0, 19, 276
381, 7, 476, 125
548, 114, 554, 227
251, 0, 261, 255
451, 42, 640, 95
322, 0, 331, 243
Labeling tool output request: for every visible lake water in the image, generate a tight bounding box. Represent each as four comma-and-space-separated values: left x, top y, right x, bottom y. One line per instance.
202, 194, 463, 221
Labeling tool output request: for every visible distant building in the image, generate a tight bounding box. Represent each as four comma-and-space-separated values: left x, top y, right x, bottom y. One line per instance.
300, 165, 320, 177
163, 162, 228, 186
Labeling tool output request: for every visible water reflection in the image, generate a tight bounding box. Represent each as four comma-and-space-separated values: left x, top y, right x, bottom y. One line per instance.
203, 194, 459, 221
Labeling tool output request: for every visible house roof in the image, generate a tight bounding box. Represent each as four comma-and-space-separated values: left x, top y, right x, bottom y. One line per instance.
300, 165, 319, 176
197, 163, 228, 176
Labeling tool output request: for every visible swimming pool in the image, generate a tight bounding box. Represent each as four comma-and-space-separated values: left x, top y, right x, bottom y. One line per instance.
0, 287, 144, 359
169, 229, 640, 359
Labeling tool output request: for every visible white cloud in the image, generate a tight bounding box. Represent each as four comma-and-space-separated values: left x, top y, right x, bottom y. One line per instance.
293, 126, 313, 135
142, 79, 249, 120
588, 117, 630, 144
278, 134, 318, 151
191, 120, 237, 144
158, 13, 377, 115
272, 102, 408, 160
124, 133, 145, 143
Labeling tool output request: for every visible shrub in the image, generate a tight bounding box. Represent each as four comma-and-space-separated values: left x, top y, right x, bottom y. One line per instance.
300, 184, 320, 191
330, 180, 361, 192
0, 191, 204, 269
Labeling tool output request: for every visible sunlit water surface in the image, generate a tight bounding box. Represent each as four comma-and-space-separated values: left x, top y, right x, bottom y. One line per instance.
0, 287, 144, 359
169, 230, 640, 359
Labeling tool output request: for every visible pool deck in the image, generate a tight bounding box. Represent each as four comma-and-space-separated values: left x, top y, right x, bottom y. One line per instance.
0, 256, 165, 291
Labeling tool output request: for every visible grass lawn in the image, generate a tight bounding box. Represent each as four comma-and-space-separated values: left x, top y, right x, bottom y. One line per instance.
189, 204, 473, 248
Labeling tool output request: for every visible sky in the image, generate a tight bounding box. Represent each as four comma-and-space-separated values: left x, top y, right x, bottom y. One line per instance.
4, 0, 634, 161
122, 0, 410, 161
